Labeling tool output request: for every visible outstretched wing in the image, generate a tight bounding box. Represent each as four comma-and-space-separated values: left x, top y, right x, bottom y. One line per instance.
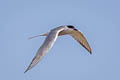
24, 29, 64, 73
71, 30, 92, 54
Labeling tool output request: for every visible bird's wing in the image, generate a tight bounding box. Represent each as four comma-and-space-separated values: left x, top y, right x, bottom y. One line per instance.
24, 28, 64, 73
71, 30, 92, 54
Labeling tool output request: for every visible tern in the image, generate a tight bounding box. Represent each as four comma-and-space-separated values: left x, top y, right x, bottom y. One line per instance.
24, 25, 92, 73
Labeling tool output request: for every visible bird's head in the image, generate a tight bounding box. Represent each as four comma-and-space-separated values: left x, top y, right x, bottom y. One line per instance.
67, 25, 78, 31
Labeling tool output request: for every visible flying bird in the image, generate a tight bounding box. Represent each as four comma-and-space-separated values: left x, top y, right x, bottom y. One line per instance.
24, 25, 92, 73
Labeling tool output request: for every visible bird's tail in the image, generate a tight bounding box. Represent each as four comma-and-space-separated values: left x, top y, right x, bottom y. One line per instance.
28, 32, 49, 40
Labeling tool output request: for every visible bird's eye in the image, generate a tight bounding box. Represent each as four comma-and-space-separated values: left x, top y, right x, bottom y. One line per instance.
74, 28, 78, 31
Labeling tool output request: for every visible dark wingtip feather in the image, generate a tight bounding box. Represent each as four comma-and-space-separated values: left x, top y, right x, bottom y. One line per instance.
24, 68, 29, 73
24, 65, 31, 73
89, 50, 92, 55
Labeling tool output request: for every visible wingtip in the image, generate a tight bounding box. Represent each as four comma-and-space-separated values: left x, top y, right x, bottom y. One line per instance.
24, 71, 27, 73
24, 67, 30, 73
89, 50, 92, 55
24, 69, 28, 73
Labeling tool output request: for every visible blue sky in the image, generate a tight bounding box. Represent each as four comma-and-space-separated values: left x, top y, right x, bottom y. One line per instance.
0, 0, 120, 80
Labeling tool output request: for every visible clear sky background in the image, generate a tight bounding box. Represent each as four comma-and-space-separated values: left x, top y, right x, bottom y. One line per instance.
0, 0, 120, 80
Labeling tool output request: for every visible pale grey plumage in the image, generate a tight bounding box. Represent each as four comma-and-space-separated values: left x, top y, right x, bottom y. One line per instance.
25, 25, 92, 73
24, 26, 65, 73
